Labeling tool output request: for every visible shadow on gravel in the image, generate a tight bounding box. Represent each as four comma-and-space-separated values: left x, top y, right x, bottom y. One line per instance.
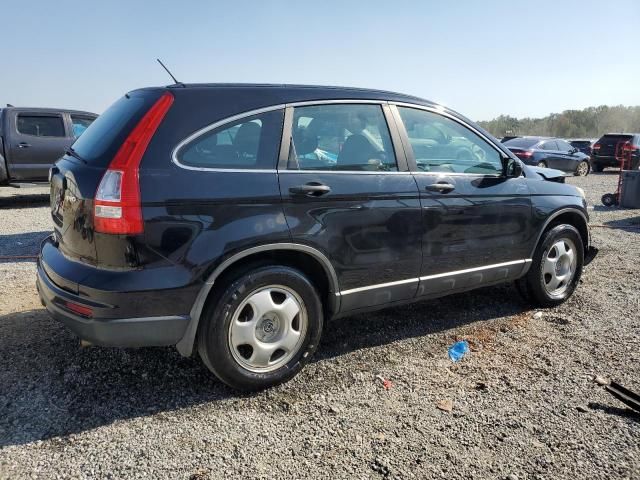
0, 193, 49, 210
0, 284, 525, 448
603, 215, 640, 233
587, 402, 640, 423
0, 231, 52, 259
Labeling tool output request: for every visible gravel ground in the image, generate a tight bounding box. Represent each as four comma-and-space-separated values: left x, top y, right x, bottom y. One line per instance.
0, 174, 639, 480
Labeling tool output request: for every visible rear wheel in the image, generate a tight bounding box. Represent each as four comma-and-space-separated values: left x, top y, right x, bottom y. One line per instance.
198, 265, 323, 391
516, 224, 583, 307
574, 160, 590, 176
537, 161, 548, 168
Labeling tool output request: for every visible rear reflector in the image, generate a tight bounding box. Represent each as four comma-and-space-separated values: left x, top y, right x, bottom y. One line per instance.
94, 92, 174, 235
64, 301, 93, 318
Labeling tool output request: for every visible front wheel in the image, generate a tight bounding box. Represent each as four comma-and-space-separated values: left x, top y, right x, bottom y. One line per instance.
198, 265, 323, 391
574, 160, 590, 176
516, 224, 584, 307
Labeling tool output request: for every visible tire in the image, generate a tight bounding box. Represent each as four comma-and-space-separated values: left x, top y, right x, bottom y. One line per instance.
574, 160, 590, 176
601, 193, 618, 207
197, 265, 323, 391
516, 224, 584, 308
537, 161, 548, 168
592, 163, 604, 173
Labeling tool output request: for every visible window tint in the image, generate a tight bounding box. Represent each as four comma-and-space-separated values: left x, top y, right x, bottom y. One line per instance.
178, 110, 283, 170
540, 141, 558, 151
71, 115, 95, 137
288, 104, 397, 171
503, 137, 538, 149
17, 115, 65, 137
556, 139, 573, 152
71, 95, 151, 166
397, 107, 502, 175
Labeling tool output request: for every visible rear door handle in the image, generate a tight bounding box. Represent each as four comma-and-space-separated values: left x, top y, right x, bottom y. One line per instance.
18, 142, 31, 148
425, 182, 455, 192
289, 183, 331, 197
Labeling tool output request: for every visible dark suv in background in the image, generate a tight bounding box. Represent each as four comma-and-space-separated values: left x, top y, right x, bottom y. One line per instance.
37, 84, 594, 390
0, 106, 97, 185
591, 133, 640, 171
502, 136, 591, 176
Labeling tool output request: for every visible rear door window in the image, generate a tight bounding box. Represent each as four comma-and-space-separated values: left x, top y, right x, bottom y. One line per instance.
397, 107, 502, 175
288, 104, 397, 171
70, 115, 95, 137
176, 109, 284, 170
17, 114, 65, 137
556, 140, 573, 152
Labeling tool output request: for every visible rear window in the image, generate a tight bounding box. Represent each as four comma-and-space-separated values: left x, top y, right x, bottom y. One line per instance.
598, 134, 633, 143
17, 115, 65, 137
70, 93, 158, 166
503, 137, 539, 149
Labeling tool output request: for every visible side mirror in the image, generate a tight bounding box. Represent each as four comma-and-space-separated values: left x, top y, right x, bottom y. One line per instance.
570, 147, 578, 154
504, 158, 523, 177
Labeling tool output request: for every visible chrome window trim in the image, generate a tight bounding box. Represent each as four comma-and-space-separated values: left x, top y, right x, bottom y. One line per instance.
171, 104, 287, 172
336, 259, 531, 296
171, 99, 511, 174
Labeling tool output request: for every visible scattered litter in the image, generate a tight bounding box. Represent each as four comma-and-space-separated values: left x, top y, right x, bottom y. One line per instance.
437, 399, 453, 413
375, 374, 393, 390
576, 405, 589, 413
448, 340, 469, 362
533, 311, 543, 320
328, 404, 342, 414
594, 375, 609, 386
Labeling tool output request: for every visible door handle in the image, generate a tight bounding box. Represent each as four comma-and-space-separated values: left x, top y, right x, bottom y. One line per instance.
18, 142, 31, 148
289, 183, 331, 197
425, 182, 455, 192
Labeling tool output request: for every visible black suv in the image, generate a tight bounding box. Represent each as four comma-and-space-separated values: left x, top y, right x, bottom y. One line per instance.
591, 133, 640, 171
37, 84, 594, 390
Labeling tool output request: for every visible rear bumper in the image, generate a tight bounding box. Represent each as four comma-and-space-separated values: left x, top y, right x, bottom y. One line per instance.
37, 244, 191, 348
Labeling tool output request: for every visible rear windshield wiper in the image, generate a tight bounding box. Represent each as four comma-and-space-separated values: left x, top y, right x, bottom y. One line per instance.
65, 147, 87, 164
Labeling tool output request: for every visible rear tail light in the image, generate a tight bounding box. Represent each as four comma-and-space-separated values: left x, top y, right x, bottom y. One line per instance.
622, 142, 638, 153
592, 143, 601, 151
514, 150, 533, 159
94, 92, 174, 234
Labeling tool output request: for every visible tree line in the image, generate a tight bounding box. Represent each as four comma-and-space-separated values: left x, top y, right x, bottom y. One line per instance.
478, 105, 640, 139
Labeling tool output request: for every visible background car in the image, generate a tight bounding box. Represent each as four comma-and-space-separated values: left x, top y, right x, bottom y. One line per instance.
591, 133, 640, 172
567, 138, 594, 156
502, 136, 591, 176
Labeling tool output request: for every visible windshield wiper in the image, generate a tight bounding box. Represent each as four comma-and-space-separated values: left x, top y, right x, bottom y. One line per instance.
65, 147, 87, 164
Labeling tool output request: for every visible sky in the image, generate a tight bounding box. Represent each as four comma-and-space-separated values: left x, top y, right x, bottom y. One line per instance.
1, 0, 638, 121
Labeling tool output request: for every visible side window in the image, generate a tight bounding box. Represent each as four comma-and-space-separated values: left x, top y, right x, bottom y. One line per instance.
556, 140, 572, 152
71, 115, 95, 137
177, 110, 284, 169
540, 141, 558, 151
16, 115, 65, 137
289, 104, 397, 171
397, 107, 502, 175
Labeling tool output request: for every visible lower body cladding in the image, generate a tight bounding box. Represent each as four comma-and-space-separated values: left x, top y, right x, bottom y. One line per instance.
336, 259, 532, 312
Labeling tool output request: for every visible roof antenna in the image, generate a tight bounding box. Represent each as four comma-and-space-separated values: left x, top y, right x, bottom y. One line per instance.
156, 58, 184, 87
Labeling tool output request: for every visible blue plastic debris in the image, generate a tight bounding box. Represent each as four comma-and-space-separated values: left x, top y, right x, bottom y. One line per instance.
448, 340, 470, 362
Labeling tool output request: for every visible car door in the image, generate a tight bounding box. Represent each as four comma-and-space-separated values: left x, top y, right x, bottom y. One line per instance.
391, 105, 533, 298
539, 140, 561, 169
555, 139, 579, 172
6, 110, 70, 180
277, 102, 423, 312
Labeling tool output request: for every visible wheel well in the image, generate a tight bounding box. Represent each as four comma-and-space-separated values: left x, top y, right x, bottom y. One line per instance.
205, 249, 335, 318
545, 211, 589, 251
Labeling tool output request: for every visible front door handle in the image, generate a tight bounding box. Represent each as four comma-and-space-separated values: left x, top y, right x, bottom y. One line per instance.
289, 183, 331, 197
18, 142, 31, 148
425, 182, 455, 192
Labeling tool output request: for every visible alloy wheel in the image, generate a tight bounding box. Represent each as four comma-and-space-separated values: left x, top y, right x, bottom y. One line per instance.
542, 238, 577, 297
